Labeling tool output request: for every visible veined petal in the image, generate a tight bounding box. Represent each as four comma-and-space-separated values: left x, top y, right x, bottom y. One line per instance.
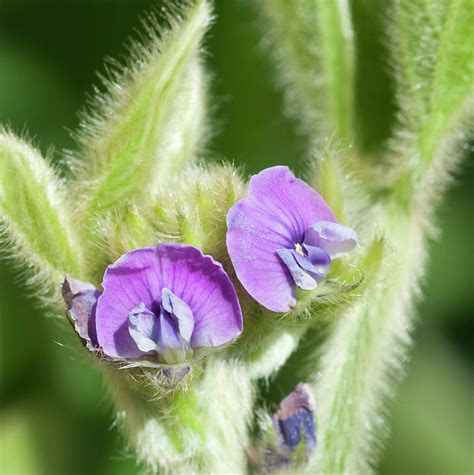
227, 166, 336, 312
227, 200, 296, 312
304, 221, 357, 258
247, 166, 337, 236
160, 245, 242, 348
96, 248, 162, 358
96, 243, 242, 359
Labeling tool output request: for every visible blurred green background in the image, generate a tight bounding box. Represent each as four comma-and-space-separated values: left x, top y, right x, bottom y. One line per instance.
0, 1, 472, 474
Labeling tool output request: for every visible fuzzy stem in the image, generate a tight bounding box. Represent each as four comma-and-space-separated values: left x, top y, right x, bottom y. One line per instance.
104, 366, 207, 474
199, 358, 254, 474
104, 357, 254, 474
308, 202, 427, 473
259, 0, 355, 142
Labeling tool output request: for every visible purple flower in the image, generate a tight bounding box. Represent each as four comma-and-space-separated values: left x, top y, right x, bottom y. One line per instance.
95, 243, 243, 364
226, 166, 357, 312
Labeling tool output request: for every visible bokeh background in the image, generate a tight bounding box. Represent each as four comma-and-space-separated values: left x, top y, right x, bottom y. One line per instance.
0, 1, 472, 474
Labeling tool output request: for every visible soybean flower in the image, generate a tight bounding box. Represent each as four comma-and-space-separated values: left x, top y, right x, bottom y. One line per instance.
226, 166, 357, 312
64, 243, 243, 365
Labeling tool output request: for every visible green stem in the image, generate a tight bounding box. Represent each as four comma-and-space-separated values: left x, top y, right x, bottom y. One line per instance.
104, 357, 254, 474
260, 0, 355, 142
308, 203, 426, 473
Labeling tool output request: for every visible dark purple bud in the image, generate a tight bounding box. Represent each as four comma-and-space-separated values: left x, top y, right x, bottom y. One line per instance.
62, 276, 100, 351
272, 383, 316, 454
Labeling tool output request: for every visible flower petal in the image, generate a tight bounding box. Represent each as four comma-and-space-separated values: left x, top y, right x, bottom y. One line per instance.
276, 249, 318, 291
226, 201, 296, 312
162, 246, 243, 348
247, 166, 336, 237
227, 166, 336, 312
302, 245, 331, 275
161, 287, 194, 343
157, 309, 183, 350
304, 221, 358, 258
62, 277, 100, 350
96, 248, 162, 358
96, 244, 242, 358
128, 303, 159, 353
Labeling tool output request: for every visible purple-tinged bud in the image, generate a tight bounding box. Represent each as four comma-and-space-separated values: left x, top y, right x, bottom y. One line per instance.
272, 383, 316, 454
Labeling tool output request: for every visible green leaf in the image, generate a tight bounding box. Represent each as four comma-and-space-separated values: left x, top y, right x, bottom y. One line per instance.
305, 200, 434, 474
393, 0, 450, 130
0, 132, 83, 294
260, 0, 355, 144
74, 0, 212, 219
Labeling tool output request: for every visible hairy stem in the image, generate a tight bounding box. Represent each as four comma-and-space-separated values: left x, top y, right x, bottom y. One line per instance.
104, 357, 253, 474
308, 202, 427, 473
259, 0, 355, 142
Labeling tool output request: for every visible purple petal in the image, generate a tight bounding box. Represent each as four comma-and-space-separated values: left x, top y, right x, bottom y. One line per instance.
96, 244, 242, 358
128, 303, 159, 353
161, 287, 194, 343
291, 251, 328, 280
302, 245, 331, 275
156, 305, 193, 365
163, 246, 242, 348
276, 249, 317, 291
246, 167, 337, 238
227, 166, 336, 312
62, 277, 100, 350
95, 249, 161, 358
157, 308, 183, 350
304, 221, 357, 258
226, 200, 296, 312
